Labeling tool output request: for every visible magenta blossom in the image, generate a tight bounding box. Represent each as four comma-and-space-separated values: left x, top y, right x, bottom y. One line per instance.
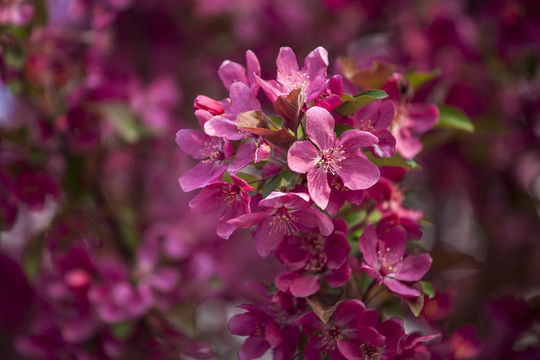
382, 74, 439, 159
229, 291, 303, 360
189, 175, 253, 239
288, 106, 380, 210
297, 300, 386, 360
218, 50, 261, 94
358, 224, 432, 298
256, 47, 330, 105
228, 191, 333, 257
349, 99, 397, 158
176, 130, 252, 192
275, 218, 351, 297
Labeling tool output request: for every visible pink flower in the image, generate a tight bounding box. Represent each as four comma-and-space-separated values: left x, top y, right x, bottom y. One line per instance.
358, 224, 432, 298
382, 74, 439, 159
297, 300, 386, 360
218, 50, 261, 94
256, 47, 330, 105
189, 175, 253, 239
229, 291, 303, 360
287, 106, 380, 210
275, 218, 351, 297
228, 191, 334, 257
176, 129, 237, 192
349, 100, 396, 158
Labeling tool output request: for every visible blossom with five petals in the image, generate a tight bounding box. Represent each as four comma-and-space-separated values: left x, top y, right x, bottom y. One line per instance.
287, 106, 380, 210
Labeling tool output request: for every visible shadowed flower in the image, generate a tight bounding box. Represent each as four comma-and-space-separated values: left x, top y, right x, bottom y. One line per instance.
358, 224, 432, 298
228, 191, 333, 257
189, 175, 253, 239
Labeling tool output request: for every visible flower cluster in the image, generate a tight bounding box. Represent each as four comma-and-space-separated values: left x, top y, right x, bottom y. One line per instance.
178, 46, 440, 359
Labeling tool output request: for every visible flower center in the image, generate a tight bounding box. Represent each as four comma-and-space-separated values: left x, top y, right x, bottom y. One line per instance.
283, 72, 310, 90
360, 342, 383, 359
321, 325, 342, 351
202, 141, 223, 163
317, 146, 345, 175
377, 247, 404, 276
268, 208, 298, 235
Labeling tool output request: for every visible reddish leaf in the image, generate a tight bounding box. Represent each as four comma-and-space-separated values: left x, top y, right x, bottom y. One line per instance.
273, 88, 305, 133
237, 111, 295, 149
338, 57, 396, 90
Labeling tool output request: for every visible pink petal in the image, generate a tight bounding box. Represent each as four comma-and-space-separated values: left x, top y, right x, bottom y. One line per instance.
204, 116, 243, 140
259, 191, 311, 209
296, 312, 325, 332
294, 208, 334, 236
218, 60, 247, 91
380, 225, 407, 262
337, 339, 364, 360
239, 336, 270, 360
290, 274, 320, 297
246, 50, 261, 90
179, 161, 227, 192
276, 47, 299, 80
333, 300, 365, 325
288, 141, 320, 174
304, 47, 329, 80
407, 103, 439, 132
265, 320, 282, 347
307, 168, 331, 209
175, 129, 215, 159
228, 208, 274, 228
358, 224, 378, 266
230, 82, 261, 115
229, 313, 260, 335
393, 254, 432, 282
189, 183, 229, 214
254, 217, 287, 257
383, 278, 421, 297
337, 157, 380, 191
337, 129, 379, 154
228, 142, 255, 175
255, 76, 286, 103
306, 106, 336, 151
326, 262, 351, 288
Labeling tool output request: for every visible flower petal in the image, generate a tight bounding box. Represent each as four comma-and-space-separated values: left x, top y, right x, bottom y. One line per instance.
239, 336, 270, 360
288, 141, 320, 174
293, 208, 334, 236
218, 60, 247, 91
383, 278, 421, 297
276, 47, 299, 82
290, 274, 320, 297
337, 157, 380, 191
179, 161, 226, 192
307, 168, 331, 209
358, 224, 378, 266
393, 253, 432, 282
306, 106, 335, 151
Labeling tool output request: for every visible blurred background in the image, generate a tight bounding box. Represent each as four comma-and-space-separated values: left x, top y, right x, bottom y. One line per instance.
1, 0, 539, 358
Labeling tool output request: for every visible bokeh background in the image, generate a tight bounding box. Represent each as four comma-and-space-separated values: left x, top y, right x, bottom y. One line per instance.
1, 0, 539, 358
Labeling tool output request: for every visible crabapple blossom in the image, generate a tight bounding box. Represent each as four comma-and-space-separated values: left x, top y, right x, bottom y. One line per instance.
228, 191, 334, 257
358, 224, 432, 298
288, 106, 380, 210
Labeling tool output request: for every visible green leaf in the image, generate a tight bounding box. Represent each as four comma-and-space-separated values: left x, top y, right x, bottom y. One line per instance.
261, 171, 298, 198
111, 322, 134, 340
334, 124, 355, 137
403, 283, 425, 317
436, 105, 475, 133
335, 89, 389, 116
97, 102, 143, 143
405, 69, 440, 90
367, 152, 422, 170
420, 281, 435, 299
